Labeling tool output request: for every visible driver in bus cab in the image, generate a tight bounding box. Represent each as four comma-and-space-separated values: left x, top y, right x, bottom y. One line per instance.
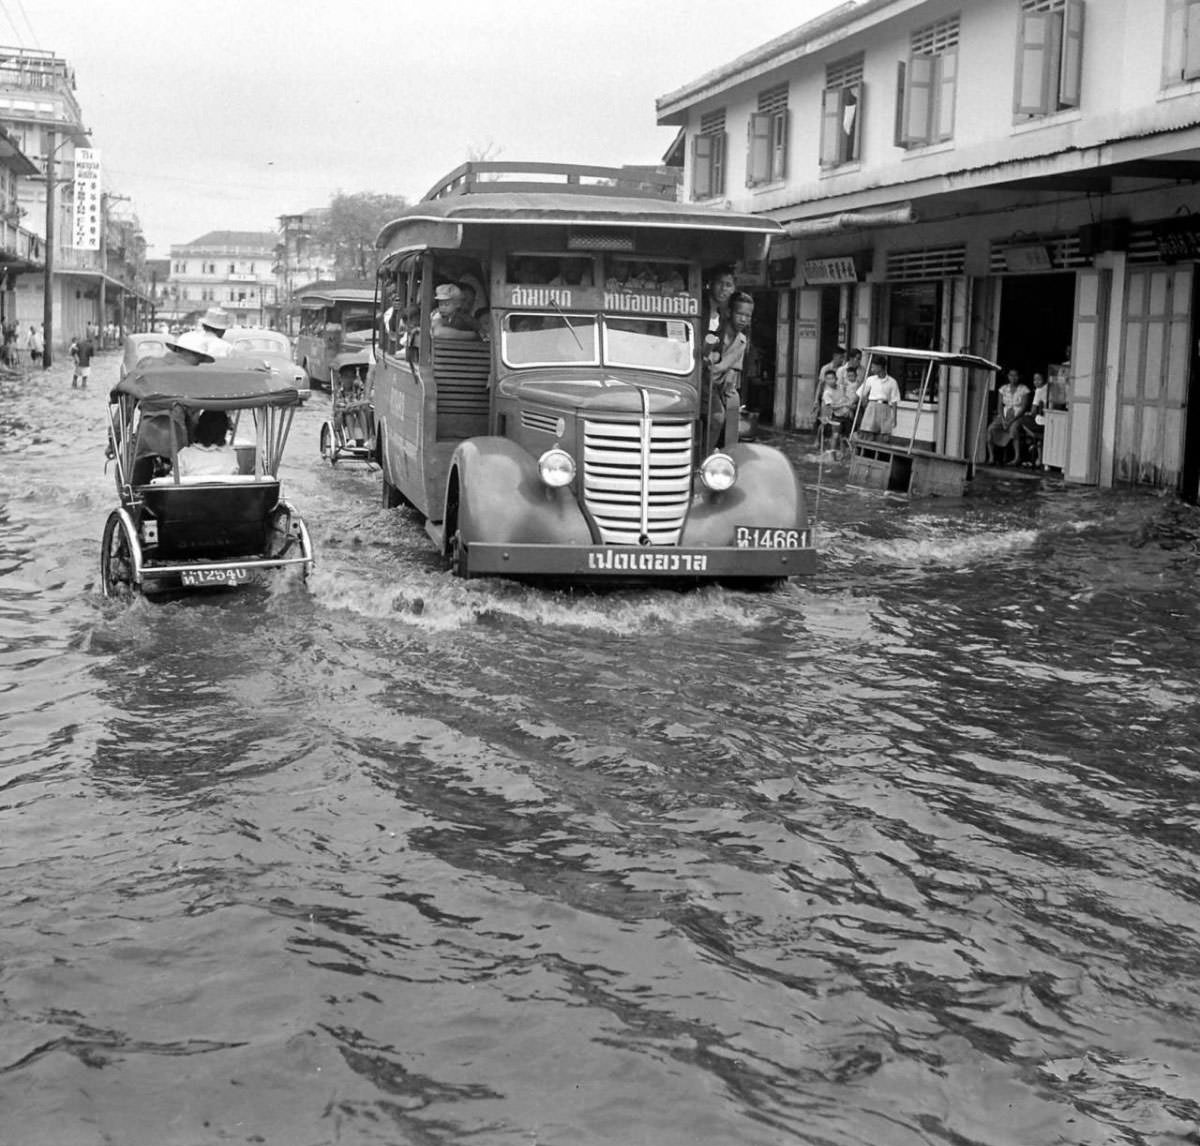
431, 283, 479, 340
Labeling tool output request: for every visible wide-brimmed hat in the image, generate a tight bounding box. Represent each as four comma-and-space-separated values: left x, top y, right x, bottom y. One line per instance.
434, 283, 463, 302
200, 307, 231, 332
165, 330, 215, 363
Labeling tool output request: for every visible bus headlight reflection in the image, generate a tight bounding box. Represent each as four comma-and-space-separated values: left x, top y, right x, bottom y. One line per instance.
699, 452, 737, 491
538, 448, 575, 488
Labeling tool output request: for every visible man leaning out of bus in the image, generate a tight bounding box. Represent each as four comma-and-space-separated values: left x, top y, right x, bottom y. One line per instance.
431, 284, 478, 340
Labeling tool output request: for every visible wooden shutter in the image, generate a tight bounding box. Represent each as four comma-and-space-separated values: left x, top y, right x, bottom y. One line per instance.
894, 62, 907, 147
747, 113, 771, 186
711, 132, 726, 197
935, 50, 958, 140
770, 110, 789, 181
692, 134, 714, 199
820, 87, 843, 167
1015, 11, 1054, 114
1187, 0, 1200, 78
904, 54, 935, 145
844, 82, 863, 161
1059, 0, 1084, 107
1165, 0, 1187, 82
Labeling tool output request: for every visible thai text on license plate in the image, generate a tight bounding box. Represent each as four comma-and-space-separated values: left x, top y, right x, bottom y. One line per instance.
734, 526, 807, 549
180, 566, 250, 587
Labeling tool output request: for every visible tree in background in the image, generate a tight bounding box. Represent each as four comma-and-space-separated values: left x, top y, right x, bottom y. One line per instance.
319, 191, 408, 280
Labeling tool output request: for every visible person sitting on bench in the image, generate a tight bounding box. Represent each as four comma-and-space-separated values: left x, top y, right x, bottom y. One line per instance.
177, 410, 238, 477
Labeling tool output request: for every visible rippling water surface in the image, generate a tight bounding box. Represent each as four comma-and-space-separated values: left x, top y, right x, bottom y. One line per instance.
3, 354, 1200, 1146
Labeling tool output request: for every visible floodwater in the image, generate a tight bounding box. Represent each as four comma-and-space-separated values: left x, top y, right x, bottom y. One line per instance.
3, 352, 1200, 1146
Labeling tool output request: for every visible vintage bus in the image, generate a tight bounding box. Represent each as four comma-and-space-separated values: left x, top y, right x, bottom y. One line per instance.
372, 162, 816, 582
293, 282, 375, 387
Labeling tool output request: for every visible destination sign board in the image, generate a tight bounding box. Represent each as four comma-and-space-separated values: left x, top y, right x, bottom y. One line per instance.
500, 285, 699, 316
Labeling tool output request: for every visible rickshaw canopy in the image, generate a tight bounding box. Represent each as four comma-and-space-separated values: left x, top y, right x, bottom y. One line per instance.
861, 347, 1003, 373
111, 360, 301, 412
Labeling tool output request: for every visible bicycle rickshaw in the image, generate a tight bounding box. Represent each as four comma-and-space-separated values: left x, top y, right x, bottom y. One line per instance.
100, 358, 315, 598
319, 347, 376, 466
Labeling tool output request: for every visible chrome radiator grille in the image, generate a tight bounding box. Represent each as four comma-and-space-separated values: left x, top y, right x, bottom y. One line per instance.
582, 418, 693, 545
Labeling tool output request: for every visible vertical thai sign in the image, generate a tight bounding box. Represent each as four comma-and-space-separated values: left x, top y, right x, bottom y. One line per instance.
72, 148, 101, 250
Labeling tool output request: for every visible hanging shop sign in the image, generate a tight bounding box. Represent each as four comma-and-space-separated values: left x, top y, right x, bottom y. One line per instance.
1149, 215, 1200, 263
72, 148, 101, 251
801, 256, 858, 285
1003, 245, 1052, 272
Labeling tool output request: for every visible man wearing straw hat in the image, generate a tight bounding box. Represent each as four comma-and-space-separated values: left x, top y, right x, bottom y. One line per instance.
197, 307, 233, 358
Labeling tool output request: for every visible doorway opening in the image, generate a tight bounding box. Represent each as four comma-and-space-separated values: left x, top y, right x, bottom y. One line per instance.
997, 273, 1076, 382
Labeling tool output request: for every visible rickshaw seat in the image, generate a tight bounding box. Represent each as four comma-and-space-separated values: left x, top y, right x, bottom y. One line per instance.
139, 478, 281, 559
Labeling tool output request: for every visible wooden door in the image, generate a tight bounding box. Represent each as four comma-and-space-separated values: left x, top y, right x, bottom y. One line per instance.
1116, 266, 1192, 488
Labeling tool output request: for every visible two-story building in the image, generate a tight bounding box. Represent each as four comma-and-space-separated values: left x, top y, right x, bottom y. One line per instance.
167, 230, 278, 329
658, 0, 1200, 497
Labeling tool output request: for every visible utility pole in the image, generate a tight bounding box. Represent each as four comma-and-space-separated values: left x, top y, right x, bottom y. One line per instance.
42, 127, 55, 369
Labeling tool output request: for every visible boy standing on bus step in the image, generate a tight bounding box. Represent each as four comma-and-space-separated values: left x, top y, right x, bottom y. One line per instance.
707, 290, 753, 450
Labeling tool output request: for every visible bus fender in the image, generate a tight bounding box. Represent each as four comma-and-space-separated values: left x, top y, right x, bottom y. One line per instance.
447, 437, 592, 546
681, 443, 808, 546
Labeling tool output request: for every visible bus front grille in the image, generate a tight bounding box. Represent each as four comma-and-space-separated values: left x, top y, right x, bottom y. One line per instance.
582, 419, 693, 545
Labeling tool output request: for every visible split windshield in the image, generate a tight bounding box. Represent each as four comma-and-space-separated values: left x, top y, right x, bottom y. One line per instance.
502, 314, 693, 374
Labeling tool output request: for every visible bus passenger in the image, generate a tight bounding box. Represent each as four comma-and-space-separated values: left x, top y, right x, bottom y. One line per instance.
431, 284, 478, 340
178, 410, 238, 477
707, 290, 753, 450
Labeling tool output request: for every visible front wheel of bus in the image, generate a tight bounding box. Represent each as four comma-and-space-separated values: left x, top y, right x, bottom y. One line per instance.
447, 529, 469, 579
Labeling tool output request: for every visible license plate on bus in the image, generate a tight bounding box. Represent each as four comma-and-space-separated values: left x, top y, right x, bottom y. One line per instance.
735, 526, 807, 549
180, 566, 250, 587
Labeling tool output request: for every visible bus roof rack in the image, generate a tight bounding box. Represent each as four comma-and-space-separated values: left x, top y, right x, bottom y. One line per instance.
423, 161, 681, 203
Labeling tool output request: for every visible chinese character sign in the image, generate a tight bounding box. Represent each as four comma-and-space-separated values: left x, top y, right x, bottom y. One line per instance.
72, 148, 102, 251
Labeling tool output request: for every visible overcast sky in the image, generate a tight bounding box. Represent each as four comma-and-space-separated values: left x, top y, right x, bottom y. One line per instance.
19, 0, 843, 256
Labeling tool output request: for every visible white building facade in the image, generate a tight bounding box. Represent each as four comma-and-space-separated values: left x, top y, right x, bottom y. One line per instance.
166, 231, 278, 328
658, 0, 1200, 496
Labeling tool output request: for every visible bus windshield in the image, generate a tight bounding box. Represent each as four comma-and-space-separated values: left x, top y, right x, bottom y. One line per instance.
603, 318, 693, 374
502, 313, 694, 374
502, 314, 599, 367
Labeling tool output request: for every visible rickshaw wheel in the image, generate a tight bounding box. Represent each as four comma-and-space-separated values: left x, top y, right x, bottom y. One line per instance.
319, 422, 334, 464
100, 511, 138, 600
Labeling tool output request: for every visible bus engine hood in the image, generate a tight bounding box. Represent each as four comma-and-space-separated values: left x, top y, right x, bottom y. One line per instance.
497, 370, 696, 416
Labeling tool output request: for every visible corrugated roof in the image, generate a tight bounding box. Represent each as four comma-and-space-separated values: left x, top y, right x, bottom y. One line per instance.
180, 230, 278, 250
656, 0, 900, 121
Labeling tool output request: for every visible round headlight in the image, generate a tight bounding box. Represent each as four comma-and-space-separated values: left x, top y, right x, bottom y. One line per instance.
699, 452, 737, 491
538, 448, 575, 488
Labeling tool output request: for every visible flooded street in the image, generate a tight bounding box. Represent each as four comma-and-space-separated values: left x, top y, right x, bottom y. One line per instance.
3, 351, 1200, 1146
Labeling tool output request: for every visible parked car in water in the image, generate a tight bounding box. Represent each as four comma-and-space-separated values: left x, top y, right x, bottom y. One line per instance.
224, 327, 310, 401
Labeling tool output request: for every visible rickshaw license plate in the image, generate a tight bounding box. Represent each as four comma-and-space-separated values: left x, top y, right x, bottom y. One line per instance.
735, 527, 806, 549
181, 566, 250, 587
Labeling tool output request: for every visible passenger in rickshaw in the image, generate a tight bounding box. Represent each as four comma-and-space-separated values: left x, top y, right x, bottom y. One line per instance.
177, 410, 238, 477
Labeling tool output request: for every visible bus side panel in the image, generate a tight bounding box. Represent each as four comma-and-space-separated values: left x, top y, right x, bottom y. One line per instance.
375, 352, 431, 516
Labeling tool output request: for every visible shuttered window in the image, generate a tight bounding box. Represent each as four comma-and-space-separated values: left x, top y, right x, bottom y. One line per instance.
747, 85, 789, 186
692, 109, 727, 200
820, 54, 864, 169
1164, 0, 1200, 84
1014, 0, 1085, 117
898, 16, 960, 147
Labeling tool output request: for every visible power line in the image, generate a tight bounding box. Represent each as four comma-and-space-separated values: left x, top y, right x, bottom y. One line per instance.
11, 0, 39, 48
0, 0, 26, 45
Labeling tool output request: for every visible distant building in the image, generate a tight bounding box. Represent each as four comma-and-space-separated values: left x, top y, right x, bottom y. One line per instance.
274, 209, 335, 331
167, 230, 278, 328
658, 0, 1200, 497
0, 45, 149, 348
